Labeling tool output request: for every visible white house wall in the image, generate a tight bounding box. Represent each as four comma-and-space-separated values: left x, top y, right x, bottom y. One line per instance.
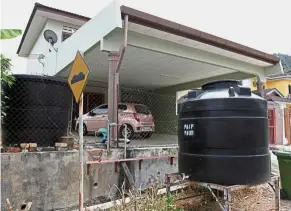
26, 21, 48, 75
26, 19, 80, 75
43, 1, 122, 76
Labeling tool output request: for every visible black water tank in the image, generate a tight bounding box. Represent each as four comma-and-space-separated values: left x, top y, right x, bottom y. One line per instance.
178, 80, 270, 185
3, 75, 72, 147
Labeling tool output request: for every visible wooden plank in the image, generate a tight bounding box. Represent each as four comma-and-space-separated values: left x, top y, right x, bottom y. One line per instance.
120, 162, 136, 190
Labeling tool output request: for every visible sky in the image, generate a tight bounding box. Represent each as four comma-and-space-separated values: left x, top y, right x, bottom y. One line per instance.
1, 0, 290, 74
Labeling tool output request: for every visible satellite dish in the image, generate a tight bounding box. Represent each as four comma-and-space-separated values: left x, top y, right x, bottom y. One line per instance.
44, 29, 58, 45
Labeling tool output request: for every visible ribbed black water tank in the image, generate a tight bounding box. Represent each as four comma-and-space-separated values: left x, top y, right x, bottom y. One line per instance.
3, 75, 72, 147
178, 80, 270, 185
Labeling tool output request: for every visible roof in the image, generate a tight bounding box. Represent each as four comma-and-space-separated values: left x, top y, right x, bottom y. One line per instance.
266, 72, 291, 80
17, 3, 280, 65
253, 88, 282, 97
253, 88, 291, 103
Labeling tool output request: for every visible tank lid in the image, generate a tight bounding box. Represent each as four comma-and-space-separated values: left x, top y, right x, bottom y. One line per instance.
202, 80, 241, 90
13, 74, 67, 84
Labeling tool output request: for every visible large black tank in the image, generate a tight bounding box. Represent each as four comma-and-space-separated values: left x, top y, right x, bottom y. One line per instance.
3, 75, 72, 147
178, 80, 270, 185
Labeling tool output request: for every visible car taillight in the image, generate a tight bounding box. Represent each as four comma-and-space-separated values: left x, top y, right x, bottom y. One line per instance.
133, 113, 140, 122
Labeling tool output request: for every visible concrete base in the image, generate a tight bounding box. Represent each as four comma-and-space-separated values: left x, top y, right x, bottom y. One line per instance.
1, 146, 178, 210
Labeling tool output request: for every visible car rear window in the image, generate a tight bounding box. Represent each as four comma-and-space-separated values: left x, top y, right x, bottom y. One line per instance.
135, 105, 150, 114
118, 104, 127, 111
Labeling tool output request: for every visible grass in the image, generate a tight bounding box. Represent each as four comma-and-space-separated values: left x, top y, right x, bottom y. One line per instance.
108, 181, 209, 211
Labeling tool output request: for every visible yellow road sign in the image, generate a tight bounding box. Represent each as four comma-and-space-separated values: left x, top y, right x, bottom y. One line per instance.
68, 51, 90, 103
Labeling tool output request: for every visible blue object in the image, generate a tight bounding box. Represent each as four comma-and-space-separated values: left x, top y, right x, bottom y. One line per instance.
97, 128, 108, 144
100, 135, 107, 144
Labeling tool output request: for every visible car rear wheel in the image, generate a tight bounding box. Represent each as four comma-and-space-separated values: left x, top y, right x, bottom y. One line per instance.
120, 125, 134, 139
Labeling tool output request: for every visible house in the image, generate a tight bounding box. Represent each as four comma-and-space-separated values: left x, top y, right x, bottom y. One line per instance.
248, 73, 291, 98
17, 2, 283, 141
246, 55, 291, 145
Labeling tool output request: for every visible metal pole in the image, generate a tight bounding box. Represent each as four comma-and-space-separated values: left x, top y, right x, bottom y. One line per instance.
107, 119, 110, 152
274, 176, 280, 211
124, 124, 127, 158
78, 50, 86, 211
78, 93, 84, 211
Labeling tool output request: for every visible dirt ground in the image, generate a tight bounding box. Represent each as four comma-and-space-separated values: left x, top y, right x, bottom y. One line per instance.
175, 184, 291, 211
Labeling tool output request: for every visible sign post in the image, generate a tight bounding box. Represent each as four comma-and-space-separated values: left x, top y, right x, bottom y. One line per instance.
68, 51, 90, 211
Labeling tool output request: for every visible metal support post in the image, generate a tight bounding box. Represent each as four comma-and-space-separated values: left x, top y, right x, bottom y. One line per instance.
78, 93, 84, 211
274, 176, 280, 211
108, 52, 119, 145
124, 124, 127, 158
206, 185, 225, 211
223, 188, 231, 211
107, 119, 110, 152
165, 174, 171, 196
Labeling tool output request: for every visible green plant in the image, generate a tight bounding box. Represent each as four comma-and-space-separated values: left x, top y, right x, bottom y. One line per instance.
0, 29, 22, 39
162, 194, 184, 211
1, 54, 15, 117
0, 29, 22, 117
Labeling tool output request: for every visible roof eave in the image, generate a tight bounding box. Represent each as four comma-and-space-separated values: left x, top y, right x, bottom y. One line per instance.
120, 5, 279, 65
17, 3, 280, 66
17, 3, 90, 55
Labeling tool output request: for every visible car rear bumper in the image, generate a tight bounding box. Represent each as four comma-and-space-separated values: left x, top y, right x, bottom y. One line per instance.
133, 125, 155, 133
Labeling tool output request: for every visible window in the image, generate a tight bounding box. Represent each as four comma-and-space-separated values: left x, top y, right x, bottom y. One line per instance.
289, 85, 291, 95
135, 105, 150, 115
92, 104, 108, 114
62, 25, 79, 42
118, 104, 127, 111
62, 32, 72, 42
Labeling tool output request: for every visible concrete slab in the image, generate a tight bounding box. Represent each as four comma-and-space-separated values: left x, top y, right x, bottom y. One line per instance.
84, 133, 178, 147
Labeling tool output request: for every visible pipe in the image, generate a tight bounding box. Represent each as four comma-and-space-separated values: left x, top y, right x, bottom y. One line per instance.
124, 124, 127, 158
256, 75, 264, 97
116, 15, 128, 73
114, 15, 129, 147
86, 155, 178, 165
107, 119, 110, 152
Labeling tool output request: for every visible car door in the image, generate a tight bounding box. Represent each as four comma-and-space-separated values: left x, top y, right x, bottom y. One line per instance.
86, 104, 108, 132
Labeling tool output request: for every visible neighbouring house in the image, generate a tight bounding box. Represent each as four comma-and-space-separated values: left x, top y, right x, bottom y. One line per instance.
244, 54, 291, 145
252, 87, 291, 145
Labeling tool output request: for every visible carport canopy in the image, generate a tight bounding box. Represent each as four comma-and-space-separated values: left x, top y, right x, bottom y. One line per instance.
39, 1, 282, 92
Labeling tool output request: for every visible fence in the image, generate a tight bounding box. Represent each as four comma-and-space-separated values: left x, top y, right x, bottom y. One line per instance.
2, 77, 179, 148
2, 75, 73, 147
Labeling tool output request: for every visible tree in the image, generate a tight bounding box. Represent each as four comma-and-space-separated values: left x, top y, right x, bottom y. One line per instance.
1, 29, 22, 117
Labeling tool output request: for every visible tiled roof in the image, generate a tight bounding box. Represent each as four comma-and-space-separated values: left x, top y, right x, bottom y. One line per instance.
253, 88, 291, 103
266, 72, 291, 80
